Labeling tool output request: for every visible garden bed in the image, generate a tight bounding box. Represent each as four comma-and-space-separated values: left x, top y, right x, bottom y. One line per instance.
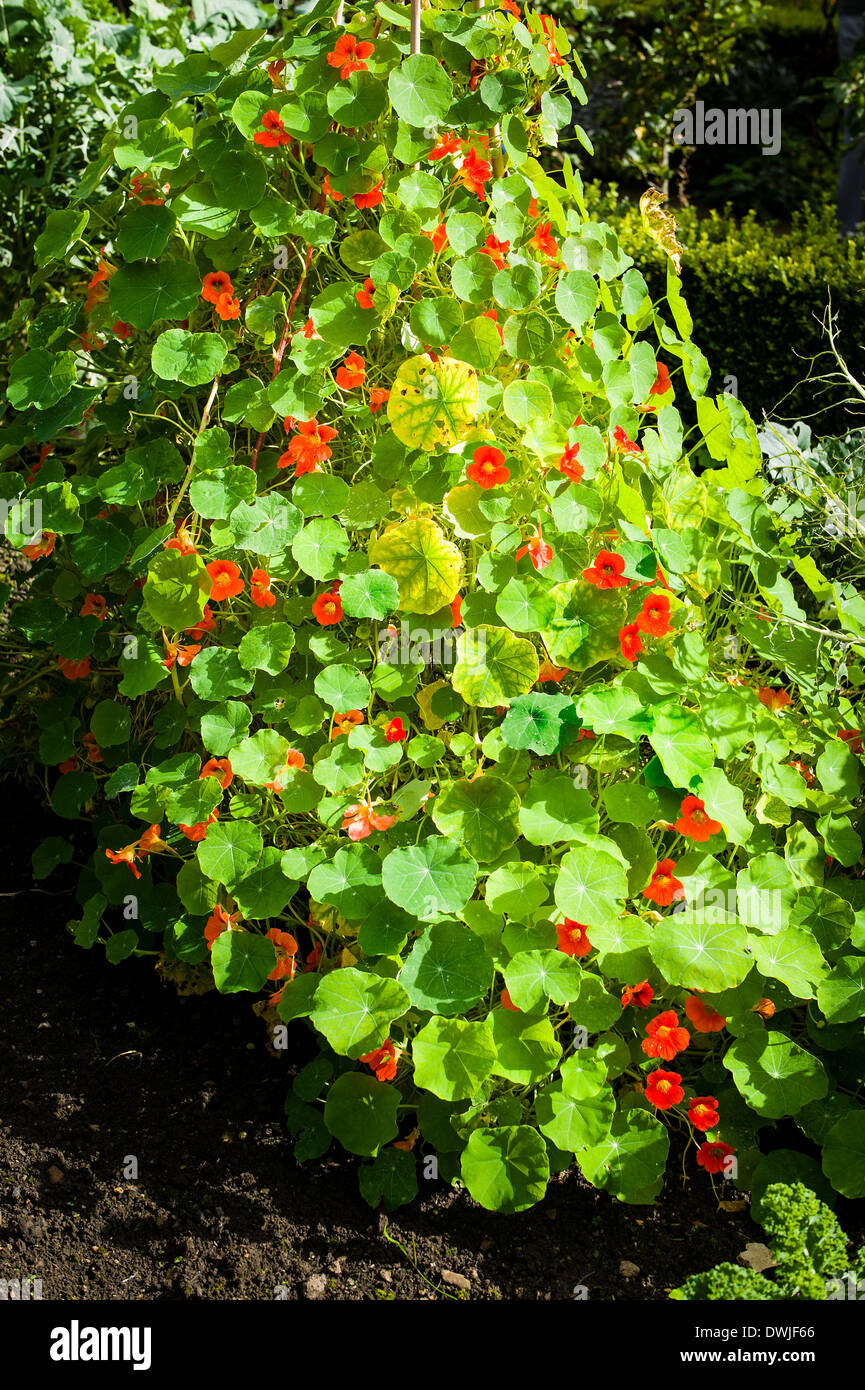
0, 788, 785, 1303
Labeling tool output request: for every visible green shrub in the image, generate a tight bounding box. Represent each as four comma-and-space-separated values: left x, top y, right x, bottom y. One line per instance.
672, 1181, 853, 1299
589, 187, 865, 434
3, 0, 865, 1216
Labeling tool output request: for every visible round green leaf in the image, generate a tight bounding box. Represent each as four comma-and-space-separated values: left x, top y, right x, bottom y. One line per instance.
823, 1112, 865, 1198
432, 775, 520, 862
210, 931, 276, 993
489, 1009, 561, 1084
108, 259, 201, 330
152, 330, 227, 387
553, 846, 628, 929
650, 908, 753, 990
324, 1072, 400, 1156
412, 1016, 498, 1100
311, 967, 411, 1058
196, 820, 263, 888
452, 625, 539, 708
368, 518, 462, 614
399, 920, 491, 1014
388, 53, 453, 126
460, 1125, 550, 1213
723, 1030, 828, 1119
382, 838, 477, 921
387, 355, 478, 452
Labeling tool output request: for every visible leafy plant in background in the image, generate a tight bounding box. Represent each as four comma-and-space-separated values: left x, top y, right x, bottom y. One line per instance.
3, 0, 865, 1216
671, 1181, 862, 1300
0, 0, 275, 310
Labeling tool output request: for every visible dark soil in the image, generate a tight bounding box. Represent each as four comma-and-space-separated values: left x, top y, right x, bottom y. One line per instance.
0, 787, 853, 1303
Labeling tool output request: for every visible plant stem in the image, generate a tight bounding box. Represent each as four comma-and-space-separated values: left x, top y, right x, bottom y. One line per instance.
166, 377, 221, 526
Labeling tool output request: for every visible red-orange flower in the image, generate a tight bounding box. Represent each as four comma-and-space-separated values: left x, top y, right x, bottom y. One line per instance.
312, 589, 343, 625
250, 568, 276, 609
645, 1069, 684, 1110
641, 1010, 690, 1061
696, 1140, 735, 1175
342, 802, 395, 840
642, 859, 684, 906
185, 605, 216, 639
369, 388, 390, 413
557, 443, 583, 483
278, 417, 338, 473
675, 795, 723, 843
267, 927, 299, 981
205, 903, 240, 948
636, 592, 672, 637
500, 0, 520, 15
322, 174, 343, 202
57, 656, 90, 680
479, 234, 510, 269
82, 732, 102, 764
688, 1096, 720, 1133
839, 728, 863, 754
758, 687, 791, 713
530, 220, 559, 260
467, 444, 509, 488
537, 661, 568, 683
214, 290, 241, 322
455, 147, 492, 200
200, 757, 233, 789
80, 593, 107, 621
332, 709, 364, 738
423, 221, 448, 254
180, 809, 219, 842
326, 32, 375, 80
583, 550, 627, 589
353, 180, 384, 209
684, 994, 726, 1034
105, 841, 142, 880
23, 531, 56, 560
428, 132, 461, 161
621, 979, 654, 1010
556, 919, 592, 957
201, 271, 233, 304
356, 277, 375, 309
335, 352, 365, 388
516, 529, 553, 570
647, 361, 672, 400
162, 637, 201, 672
613, 424, 641, 454
500, 988, 520, 1010
254, 109, 292, 147
359, 1039, 399, 1082
383, 717, 407, 743
619, 622, 642, 663
207, 559, 245, 601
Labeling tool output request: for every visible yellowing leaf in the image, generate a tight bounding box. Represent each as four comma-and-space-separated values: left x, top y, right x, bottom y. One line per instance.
639, 186, 683, 276
387, 353, 478, 452
368, 517, 462, 614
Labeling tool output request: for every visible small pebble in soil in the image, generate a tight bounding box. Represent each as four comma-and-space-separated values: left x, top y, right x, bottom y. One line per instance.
619, 1260, 640, 1278
304, 1273, 327, 1299
441, 1269, 471, 1290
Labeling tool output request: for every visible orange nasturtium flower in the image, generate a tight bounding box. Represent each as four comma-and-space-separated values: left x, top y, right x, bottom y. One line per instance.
383, 717, 407, 743
179, 809, 219, 842
312, 588, 343, 626
369, 388, 390, 413
423, 221, 448, 254
688, 1096, 720, 1133
342, 801, 395, 840
335, 352, 366, 388
641, 859, 685, 906
250, 568, 276, 609
613, 424, 641, 454
205, 903, 240, 948
81, 733, 102, 764
278, 418, 337, 473
621, 980, 654, 1010
645, 1069, 684, 1110
332, 709, 364, 739
214, 290, 241, 321
583, 550, 628, 589
359, 1039, 399, 1082
352, 180, 384, 209
635, 592, 672, 637
758, 686, 791, 713
641, 1010, 690, 1061
162, 636, 201, 672
685, 994, 727, 1033
619, 622, 642, 663
696, 1140, 735, 1175
516, 528, 553, 571
530, 220, 559, 260
200, 757, 233, 790
557, 443, 583, 483
455, 147, 492, 200
253, 109, 292, 147
355, 277, 375, 309
556, 919, 592, 958
500, 0, 521, 16
675, 795, 723, 843
79, 593, 107, 621
326, 32, 374, 79
267, 928, 299, 981
57, 656, 90, 680
537, 661, 569, 683
207, 559, 245, 601
500, 988, 520, 1011
201, 271, 234, 304
467, 444, 510, 488
105, 823, 168, 879
478, 234, 511, 269
428, 132, 462, 161
23, 531, 56, 560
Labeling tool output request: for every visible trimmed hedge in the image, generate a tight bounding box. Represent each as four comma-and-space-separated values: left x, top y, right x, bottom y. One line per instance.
589, 187, 865, 434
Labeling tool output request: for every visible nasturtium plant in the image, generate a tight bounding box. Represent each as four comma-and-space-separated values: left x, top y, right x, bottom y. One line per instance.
5, 0, 865, 1217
